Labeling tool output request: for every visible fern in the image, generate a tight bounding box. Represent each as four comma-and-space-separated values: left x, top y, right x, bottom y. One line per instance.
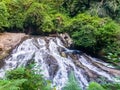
0, 67, 53, 90
0, 79, 27, 90
62, 71, 81, 90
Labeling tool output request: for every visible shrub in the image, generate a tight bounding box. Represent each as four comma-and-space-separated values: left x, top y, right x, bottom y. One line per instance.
24, 2, 57, 34
87, 82, 105, 90
66, 13, 120, 63
62, 0, 90, 17
24, 2, 45, 34
3, 67, 52, 90
4, 0, 25, 31
0, 1, 9, 32
0, 79, 27, 90
52, 13, 70, 33
102, 83, 120, 90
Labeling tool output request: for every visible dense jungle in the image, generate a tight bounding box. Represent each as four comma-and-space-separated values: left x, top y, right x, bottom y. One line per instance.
0, 0, 120, 90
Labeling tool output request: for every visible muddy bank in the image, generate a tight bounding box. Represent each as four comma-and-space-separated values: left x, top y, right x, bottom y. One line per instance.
0, 33, 28, 60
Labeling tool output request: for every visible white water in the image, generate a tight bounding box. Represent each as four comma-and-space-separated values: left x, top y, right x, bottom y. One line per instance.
0, 37, 120, 90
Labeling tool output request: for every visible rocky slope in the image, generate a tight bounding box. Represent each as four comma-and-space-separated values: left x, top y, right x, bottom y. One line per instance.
0, 33, 28, 60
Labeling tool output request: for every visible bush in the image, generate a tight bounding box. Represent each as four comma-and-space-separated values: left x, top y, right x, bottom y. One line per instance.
24, 2, 45, 34
0, 1, 9, 32
4, 0, 27, 31
1, 67, 53, 90
52, 13, 70, 33
62, 0, 90, 17
0, 0, 120, 64
87, 82, 105, 90
102, 83, 120, 90
65, 13, 120, 63
0, 79, 27, 90
24, 2, 57, 34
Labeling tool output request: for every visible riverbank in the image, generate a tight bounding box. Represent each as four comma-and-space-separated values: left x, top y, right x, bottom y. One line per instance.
0, 33, 28, 60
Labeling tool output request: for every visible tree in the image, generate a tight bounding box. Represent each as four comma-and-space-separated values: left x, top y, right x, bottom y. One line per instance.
0, 1, 9, 32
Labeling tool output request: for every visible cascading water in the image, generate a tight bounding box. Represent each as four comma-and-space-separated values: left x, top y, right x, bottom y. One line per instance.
0, 36, 120, 90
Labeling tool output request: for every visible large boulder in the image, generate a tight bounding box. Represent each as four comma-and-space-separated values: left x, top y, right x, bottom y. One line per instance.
0, 33, 28, 60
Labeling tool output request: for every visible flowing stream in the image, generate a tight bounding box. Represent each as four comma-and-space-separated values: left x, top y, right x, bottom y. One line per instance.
0, 36, 120, 90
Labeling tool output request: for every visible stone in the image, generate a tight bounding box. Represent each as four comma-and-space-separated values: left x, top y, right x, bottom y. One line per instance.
59, 33, 73, 47
0, 33, 28, 60
45, 55, 59, 79
0, 44, 4, 51
61, 52, 66, 57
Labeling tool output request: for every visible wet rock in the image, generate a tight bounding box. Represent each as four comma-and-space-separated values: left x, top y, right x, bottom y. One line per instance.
59, 33, 73, 47
61, 52, 66, 58
0, 44, 4, 51
49, 34, 58, 37
0, 33, 28, 60
45, 55, 59, 79
74, 60, 97, 79
83, 54, 120, 76
0, 60, 5, 68
69, 54, 78, 60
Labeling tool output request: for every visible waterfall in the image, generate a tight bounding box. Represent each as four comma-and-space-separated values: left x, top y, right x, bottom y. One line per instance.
0, 36, 120, 90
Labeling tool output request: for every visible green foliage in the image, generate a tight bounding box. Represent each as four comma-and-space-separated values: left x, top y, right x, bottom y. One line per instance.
106, 46, 120, 63
52, 13, 70, 32
0, 0, 120, 64
62, 0, 90, 17
88, 0, 120, 22
24, 2, 70, 33
24, 2, 45, 34
66, 14, 104, 47
38, 0, 64, 12
102, 83, 120, 90
0, 79, 27, 90
62, 71, 81, 90
65, 13, 120, 63
0, 67, 53, 90
41, 13, 54, 33
62, 73, 111, 90
0, 1, 9, 32
103, 0, 120, 21
4, 0, 26, 30
87, 82, 105, 90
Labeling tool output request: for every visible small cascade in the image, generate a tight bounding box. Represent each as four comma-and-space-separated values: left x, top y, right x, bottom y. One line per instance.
0, 37, 120, 90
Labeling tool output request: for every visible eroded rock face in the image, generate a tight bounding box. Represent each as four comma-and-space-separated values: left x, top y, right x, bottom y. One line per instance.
0, 33, 28, 60
49, 33, 73, 48
59, 33, 73, 47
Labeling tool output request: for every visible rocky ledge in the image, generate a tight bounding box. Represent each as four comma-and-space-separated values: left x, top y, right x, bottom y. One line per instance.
0, 33, 28, 60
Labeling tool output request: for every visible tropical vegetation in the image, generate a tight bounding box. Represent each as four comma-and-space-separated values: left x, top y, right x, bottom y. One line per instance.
0, 0, 120, 89
0, 0, 120, 64
0, 69, 119, 90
